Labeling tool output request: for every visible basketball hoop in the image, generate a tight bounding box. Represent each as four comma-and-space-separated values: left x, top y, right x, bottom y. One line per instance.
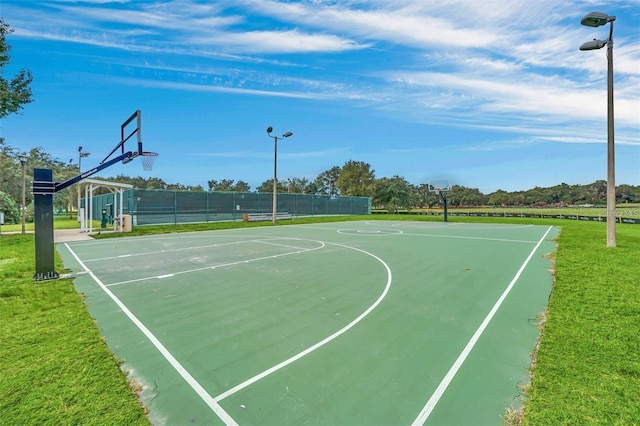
140, 151, 158, 171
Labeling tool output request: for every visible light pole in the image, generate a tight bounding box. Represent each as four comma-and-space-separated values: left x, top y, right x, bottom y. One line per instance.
77, 146, 90, 221
579, 11, 617, 247
18, 153, 28, 234
266, 126, 293, 223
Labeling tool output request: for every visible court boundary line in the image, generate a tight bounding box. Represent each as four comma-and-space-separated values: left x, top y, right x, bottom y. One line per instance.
411, 225, 554, 425
297, 223, 538, 244
401, 232, 539, 244
63, 243, 239, 426
85, 237, 308, 263
65, 236, 392, 424
364, 221, 535, 230
105, 239, 326, 287
211, 240, 393, 405
85, 240, 251, 262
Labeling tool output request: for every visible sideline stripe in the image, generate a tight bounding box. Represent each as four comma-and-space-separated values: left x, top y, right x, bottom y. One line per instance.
63, 243, 238, 426
105, 241, 325, 287
411, 225, 554, 425
213, 241, 393, 404
85, 239, 262, 263
402, 232, 538, 244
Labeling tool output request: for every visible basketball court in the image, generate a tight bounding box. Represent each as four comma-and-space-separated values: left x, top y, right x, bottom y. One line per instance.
57, 220, 557, 425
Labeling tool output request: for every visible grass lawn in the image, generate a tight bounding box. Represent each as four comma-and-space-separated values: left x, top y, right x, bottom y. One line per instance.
0, 233, 149, 425
381, 203, 640, 219
1, 214, 638, 424
0, 215, 85, 233
521, 220, 640, 424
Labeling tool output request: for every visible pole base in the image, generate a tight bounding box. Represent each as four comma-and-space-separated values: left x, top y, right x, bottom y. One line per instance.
33, 271, 61, 281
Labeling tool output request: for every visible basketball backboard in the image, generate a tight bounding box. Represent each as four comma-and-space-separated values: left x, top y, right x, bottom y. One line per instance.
428, 178, 451, 193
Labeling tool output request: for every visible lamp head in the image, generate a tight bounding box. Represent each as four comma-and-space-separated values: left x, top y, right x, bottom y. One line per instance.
283, 131, 293, 138
580, 39, 607, 50
78, 146, 83, 152
266, 126, 273, 134
581, 11, 615, 27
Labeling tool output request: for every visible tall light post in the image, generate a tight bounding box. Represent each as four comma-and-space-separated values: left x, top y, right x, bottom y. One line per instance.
266, 126, 293, 223
18, 153, 28, 234
77, 146, 90, 221
579, 11, 617, 247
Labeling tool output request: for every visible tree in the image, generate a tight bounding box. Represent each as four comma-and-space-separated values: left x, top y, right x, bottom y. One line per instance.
0, 190, 19, 223
336, 160, 375, 197
52, 158, 78, 215
146, 177, 168, 190
208, 179, 250, 192
586, 180, 607, 204
374, 176, 414, 212
208, 179, 234, 191
315, 167, 341, 196
233, 180, 251, 192
94, 175, 168, 190
0, 19, 33, 119
447, 185, 486, 207
2, 146, 77, 215
0, 141, 22, 202
487, 189, 512, 206
617, 184, 640, 203
257, 178, 288, 193
166, 183, 204, 191
283, 177, 315, 194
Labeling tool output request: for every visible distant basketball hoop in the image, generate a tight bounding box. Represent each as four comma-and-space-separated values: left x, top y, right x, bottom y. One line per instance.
140, 151, 158, 171
429, 178, 451, 223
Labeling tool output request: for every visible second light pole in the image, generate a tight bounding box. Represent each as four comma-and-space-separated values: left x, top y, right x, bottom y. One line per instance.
266, 126, 293, 223
579, 11, 617, 247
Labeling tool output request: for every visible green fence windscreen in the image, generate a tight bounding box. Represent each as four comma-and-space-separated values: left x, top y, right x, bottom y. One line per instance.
89, 189, 371, 225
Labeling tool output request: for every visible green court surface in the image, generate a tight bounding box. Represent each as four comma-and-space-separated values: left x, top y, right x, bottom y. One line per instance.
58, 220, 558, 425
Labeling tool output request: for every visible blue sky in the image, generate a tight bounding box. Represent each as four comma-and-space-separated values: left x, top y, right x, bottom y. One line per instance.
1, 0, 638, 193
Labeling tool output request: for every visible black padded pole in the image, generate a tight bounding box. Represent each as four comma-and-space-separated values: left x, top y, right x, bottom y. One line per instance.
33, 168, 59, 281
440, 192, 448, 223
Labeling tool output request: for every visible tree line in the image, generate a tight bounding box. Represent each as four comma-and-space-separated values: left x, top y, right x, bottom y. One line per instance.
2, 142, 639, 224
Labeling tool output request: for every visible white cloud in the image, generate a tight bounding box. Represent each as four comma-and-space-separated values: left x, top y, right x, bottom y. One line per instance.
192, 29, 368, 53
3, 0, 639, 152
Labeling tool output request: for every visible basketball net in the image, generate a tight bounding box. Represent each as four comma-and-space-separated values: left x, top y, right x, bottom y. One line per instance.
140, 152, 158, 171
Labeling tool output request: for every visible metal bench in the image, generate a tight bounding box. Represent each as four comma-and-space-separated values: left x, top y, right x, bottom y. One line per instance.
244, 212, 293, 222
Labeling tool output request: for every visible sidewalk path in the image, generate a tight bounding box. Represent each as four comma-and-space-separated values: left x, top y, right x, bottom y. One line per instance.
54, 229, 95, 243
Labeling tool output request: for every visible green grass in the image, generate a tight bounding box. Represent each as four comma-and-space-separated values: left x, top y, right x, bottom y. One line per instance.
0, 216, 85, 233
2, 214, 639, 424
522, 221, 640, 425
383, 204, 640, 219
0, 234, 149, 425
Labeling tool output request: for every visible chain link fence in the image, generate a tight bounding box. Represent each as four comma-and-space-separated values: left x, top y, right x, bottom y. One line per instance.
88, 189, 371, 225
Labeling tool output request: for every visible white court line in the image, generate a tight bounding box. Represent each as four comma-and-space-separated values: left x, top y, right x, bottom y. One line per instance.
254, 239, 315, 251
105, 241, 326, 287
401, 232, 538, 244
85, 239, 260, 263
411, 225, 554, 425
298, 223, 536, 244
63, 243, 239, 426
212, 240, 392, 404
